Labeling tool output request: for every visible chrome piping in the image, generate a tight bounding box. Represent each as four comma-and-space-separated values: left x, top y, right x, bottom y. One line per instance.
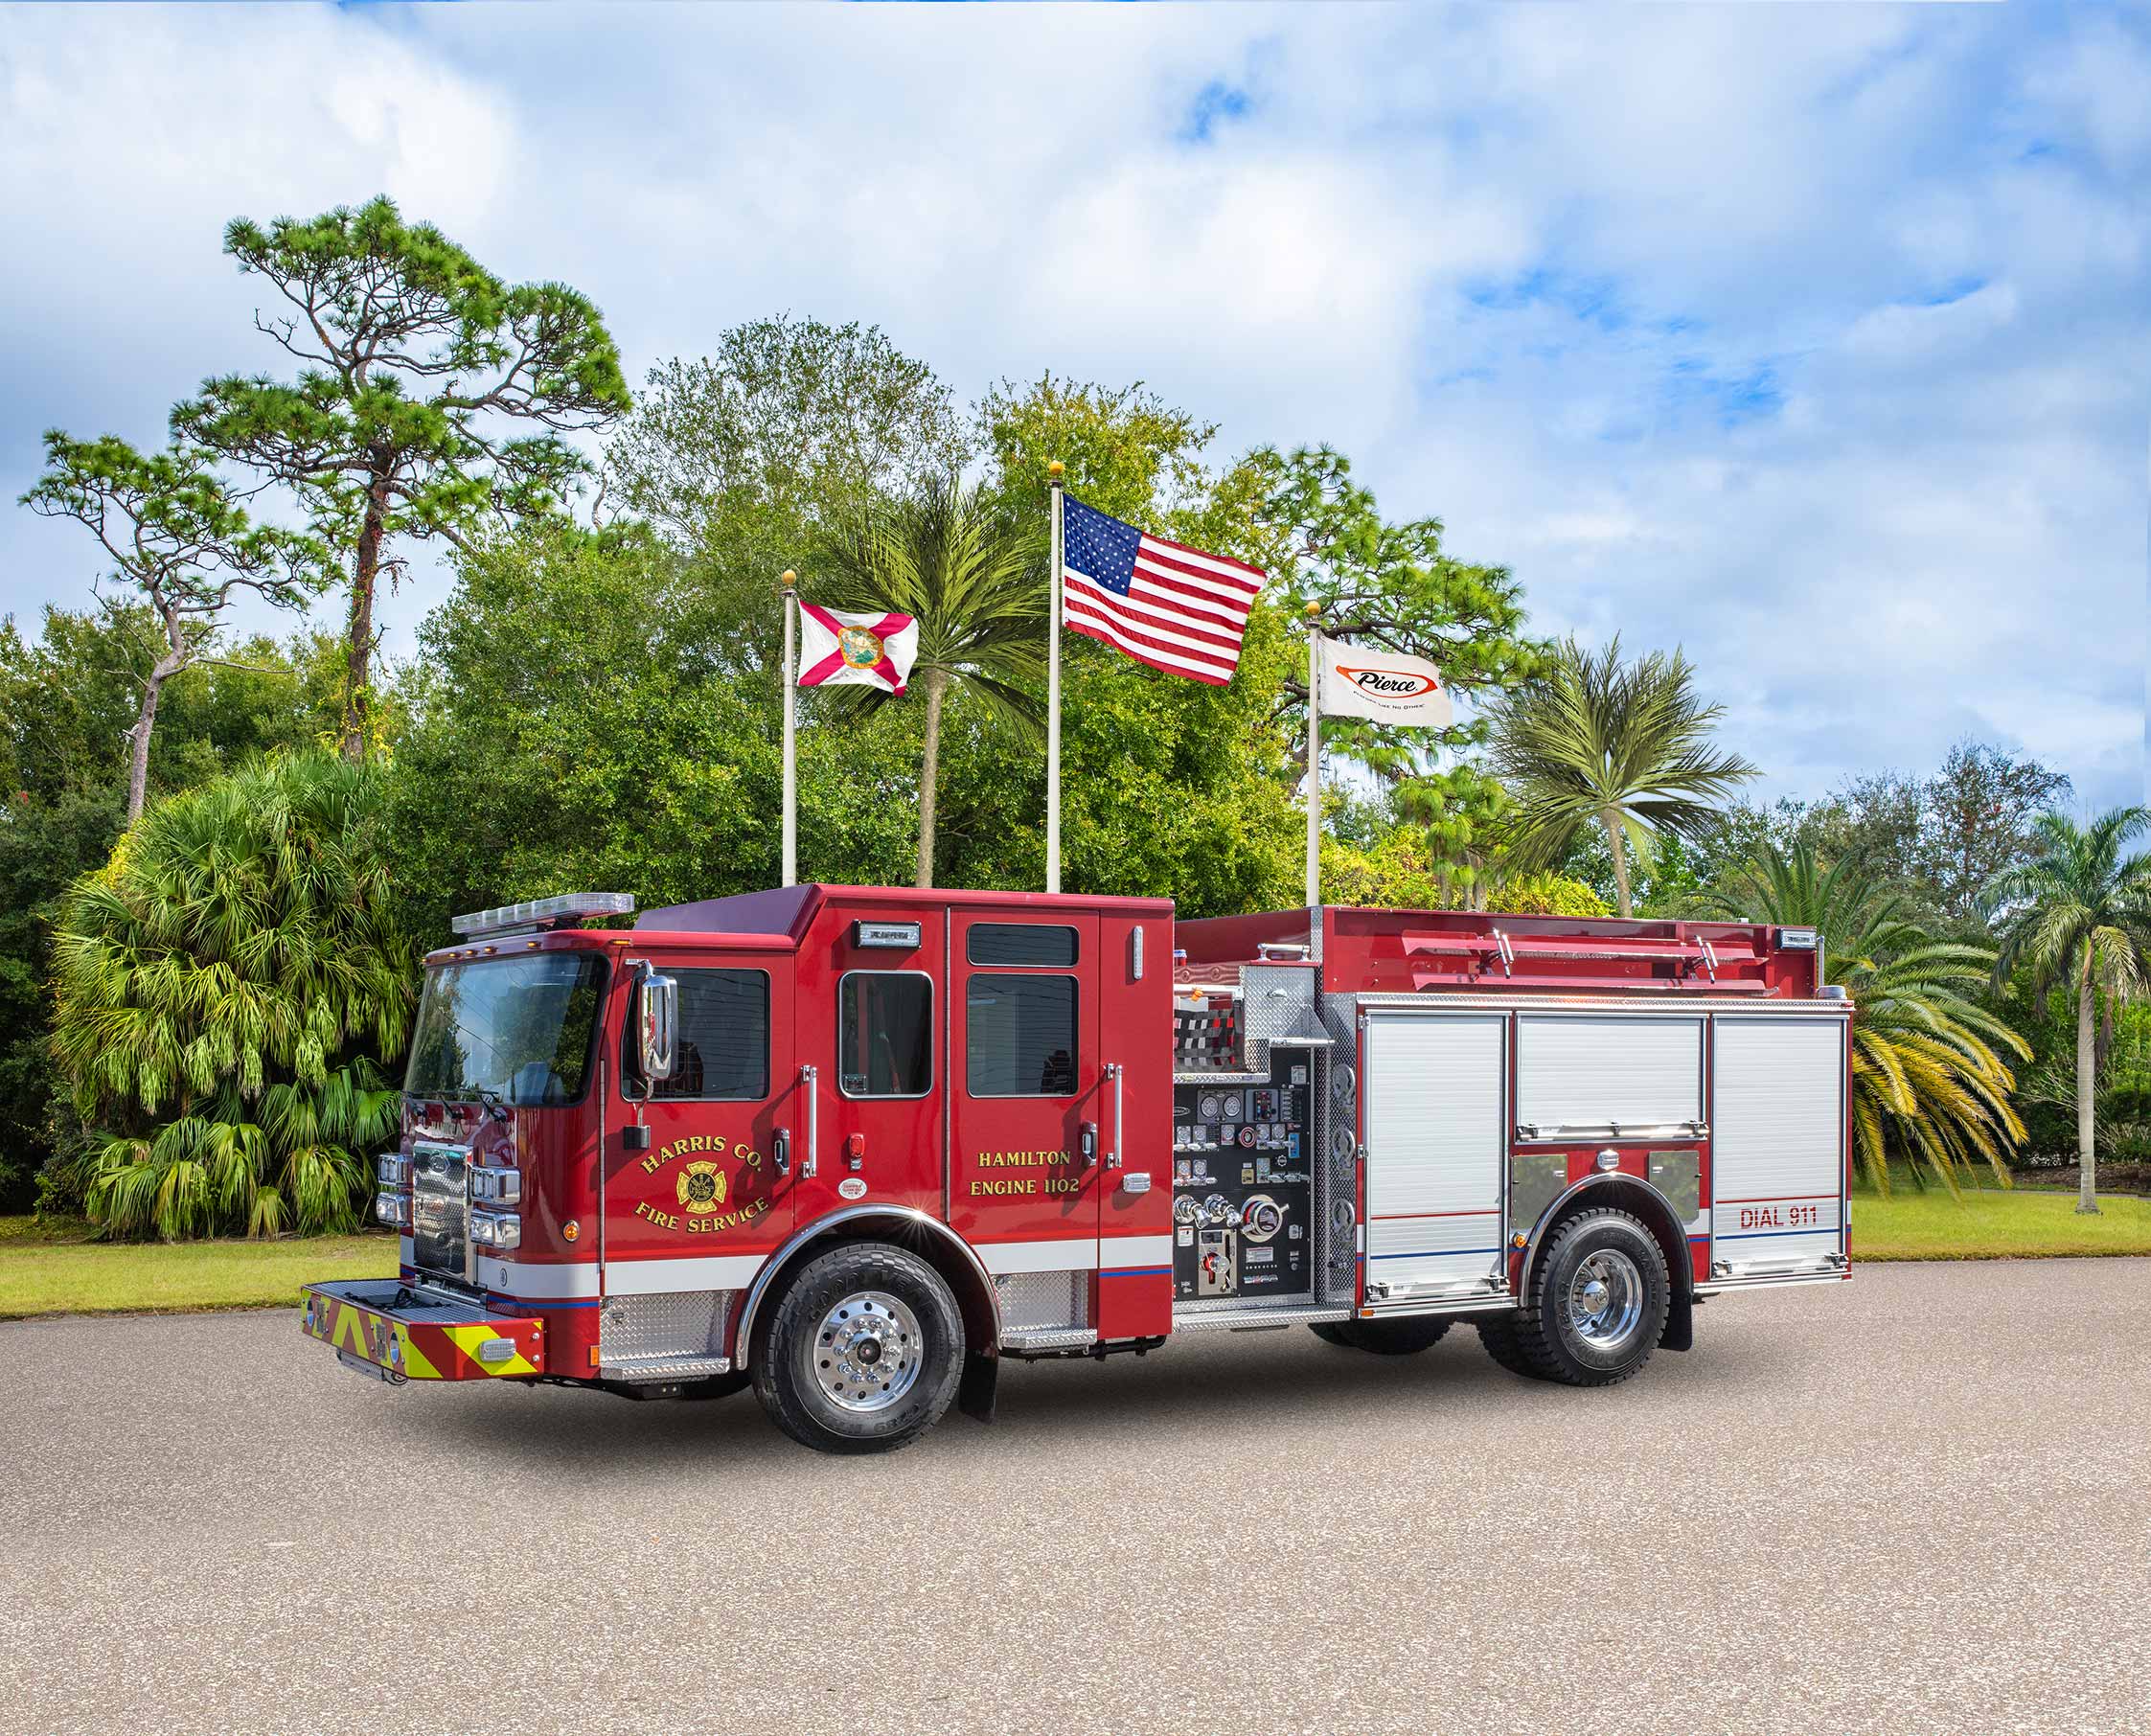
1104, 1062, 1124, 1168
1514, 1169, 1694, 1302
730, 1203, 1002, 1368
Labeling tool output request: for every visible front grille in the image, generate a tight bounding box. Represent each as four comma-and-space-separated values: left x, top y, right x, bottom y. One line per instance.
409, 1139, 470, 1282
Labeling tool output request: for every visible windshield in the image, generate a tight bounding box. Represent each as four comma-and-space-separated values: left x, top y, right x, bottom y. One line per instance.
405, 953, 609, 1107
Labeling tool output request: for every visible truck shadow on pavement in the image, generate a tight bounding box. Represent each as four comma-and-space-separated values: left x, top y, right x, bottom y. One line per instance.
411, 1327, 1748, 1468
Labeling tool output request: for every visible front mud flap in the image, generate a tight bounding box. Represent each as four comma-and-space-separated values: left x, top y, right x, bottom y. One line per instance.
303, 1279, 545, 1381
957, 1349, 998, 1423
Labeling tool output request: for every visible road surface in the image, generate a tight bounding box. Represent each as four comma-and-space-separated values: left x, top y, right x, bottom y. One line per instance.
2, 1258, 2145, 1735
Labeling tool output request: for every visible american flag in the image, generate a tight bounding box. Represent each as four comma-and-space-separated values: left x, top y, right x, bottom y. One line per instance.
1060, 494, 1264, 685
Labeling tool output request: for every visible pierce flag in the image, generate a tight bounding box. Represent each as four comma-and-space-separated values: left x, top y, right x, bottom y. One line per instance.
1316, 632, 1453, 728
796, 605, 919, 694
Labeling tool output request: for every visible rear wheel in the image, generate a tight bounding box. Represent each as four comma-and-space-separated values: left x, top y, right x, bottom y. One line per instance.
1513, 1208, 1669, 1387
752, 1243, 964, 1454
1476, 1316, 1553, 1380
1308, 1317, 1453, 1354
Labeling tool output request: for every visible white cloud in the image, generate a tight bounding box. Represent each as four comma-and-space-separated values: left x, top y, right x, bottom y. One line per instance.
0, 2, 2142, 814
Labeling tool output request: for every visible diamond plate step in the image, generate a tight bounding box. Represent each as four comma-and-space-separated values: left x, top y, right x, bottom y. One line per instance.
998, 1327, 1098, 1353
597, 1354, 733, 1382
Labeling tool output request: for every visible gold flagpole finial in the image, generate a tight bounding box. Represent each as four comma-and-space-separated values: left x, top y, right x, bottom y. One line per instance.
1048, 460, 1064, 481
1304, 603, 1320, 621
781, 569, 796, 590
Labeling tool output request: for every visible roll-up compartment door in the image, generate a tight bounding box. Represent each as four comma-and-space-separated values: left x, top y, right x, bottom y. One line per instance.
1710, 1016, 1847, 1276
1516, 1015, 1703, 1136
1362, 1012, 1505, 1305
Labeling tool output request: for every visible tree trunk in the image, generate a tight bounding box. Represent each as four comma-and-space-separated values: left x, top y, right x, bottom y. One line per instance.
1601, 809, 1633, 919
126, 639, 190, 825
914, 668, 947, 890
2076, 960, 2099, 1215
342, 476, 389, 764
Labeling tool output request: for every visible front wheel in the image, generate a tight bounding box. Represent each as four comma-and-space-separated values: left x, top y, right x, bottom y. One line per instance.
752, 1243, 965, 1454
1513, 1208, 1670, 1387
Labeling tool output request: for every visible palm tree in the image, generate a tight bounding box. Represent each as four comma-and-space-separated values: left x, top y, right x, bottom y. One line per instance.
821, 477, 1045, 888
51, 751, 415, 1239
1485, 635, 1755, 917
1984, 809, 2151, 1214
1709, 840, 2026, 1194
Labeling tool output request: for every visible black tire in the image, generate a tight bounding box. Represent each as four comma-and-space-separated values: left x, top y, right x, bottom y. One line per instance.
1512, 1207, 1670, 1388
1337, 1315, 1453, 1356
1308, 1321, 1360, 1348
751, 1243, 965, 1454
1476, 1316, 1554, 1380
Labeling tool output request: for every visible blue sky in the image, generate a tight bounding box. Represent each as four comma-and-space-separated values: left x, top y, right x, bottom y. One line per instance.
2, 3, 2145, 810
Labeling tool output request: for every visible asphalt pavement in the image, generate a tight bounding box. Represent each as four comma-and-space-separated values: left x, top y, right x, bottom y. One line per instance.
3, 1258, 2146, 1736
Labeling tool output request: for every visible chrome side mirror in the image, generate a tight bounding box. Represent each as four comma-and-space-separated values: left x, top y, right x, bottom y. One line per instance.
636, 967, 677, 1082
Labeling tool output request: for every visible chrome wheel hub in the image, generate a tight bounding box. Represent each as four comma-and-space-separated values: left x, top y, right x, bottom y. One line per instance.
807, 1291, 923, 1413
1565, 1249, 1645, 1350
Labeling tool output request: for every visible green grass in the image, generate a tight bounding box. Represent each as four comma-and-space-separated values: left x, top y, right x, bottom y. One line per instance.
0, 1216, 399, 1319
1853, 1182, 2151, 1261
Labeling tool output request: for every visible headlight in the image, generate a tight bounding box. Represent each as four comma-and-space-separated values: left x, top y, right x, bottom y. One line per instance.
377, 1154, 410, 1188
470, 1168, 522, 1205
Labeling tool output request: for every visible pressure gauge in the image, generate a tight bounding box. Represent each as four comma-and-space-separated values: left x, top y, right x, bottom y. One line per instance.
1197, 1092, 1223, 1121
1222, 1092, 1244, 1121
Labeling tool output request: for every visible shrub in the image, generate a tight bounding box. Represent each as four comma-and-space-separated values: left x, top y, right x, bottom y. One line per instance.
50, 752, 417, 1239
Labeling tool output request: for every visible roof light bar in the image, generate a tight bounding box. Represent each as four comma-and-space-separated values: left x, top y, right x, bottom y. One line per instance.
450, 893, 635, 939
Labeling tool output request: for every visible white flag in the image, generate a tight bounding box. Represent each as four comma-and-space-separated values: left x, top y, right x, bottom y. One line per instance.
1316, 632, 1453, 727
796, 605, 920, 694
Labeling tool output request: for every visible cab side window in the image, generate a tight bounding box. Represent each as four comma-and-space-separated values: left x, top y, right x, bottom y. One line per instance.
628, 968, 769, 1101
966, 974, 1077, 1097
839, 972, 933, 1097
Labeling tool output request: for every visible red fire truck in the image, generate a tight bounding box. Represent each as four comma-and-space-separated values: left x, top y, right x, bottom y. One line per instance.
301, 884, 1851, 1453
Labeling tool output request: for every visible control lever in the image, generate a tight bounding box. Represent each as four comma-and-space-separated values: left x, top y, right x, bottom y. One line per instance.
773, 1129, 791, 1177
1079, 1122, 1097, 1166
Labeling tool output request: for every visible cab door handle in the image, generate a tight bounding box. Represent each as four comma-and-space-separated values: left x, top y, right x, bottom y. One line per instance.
1078, 1122, 1097, 1167
773, 1129, 791, 1177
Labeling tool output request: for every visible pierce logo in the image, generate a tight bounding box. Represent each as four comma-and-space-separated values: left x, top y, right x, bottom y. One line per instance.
1337, 665, 1441, 698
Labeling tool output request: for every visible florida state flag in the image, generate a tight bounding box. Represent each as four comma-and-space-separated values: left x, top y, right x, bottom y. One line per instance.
796, 605, 919, 694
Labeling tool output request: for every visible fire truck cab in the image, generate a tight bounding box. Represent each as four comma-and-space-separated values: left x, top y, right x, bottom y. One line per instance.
303, 885, 1851, 1454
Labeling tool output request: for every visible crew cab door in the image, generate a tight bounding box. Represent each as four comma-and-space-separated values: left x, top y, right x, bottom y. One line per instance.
602, 955, 797, 1296
949, 913, 1103, 1300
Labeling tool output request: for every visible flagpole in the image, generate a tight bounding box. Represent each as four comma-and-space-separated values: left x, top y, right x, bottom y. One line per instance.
1046, 460, 1064, 895
1305, 605, 1322, 910
781, 569, 798, 887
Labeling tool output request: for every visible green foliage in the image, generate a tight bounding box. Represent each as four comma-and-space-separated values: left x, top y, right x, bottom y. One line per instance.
49, 753, 416, 1239
174, 195, 632, 754
1487, 634, 1757, 917
818, 477, 1047, 886
386, 524, 924, 939
1228, 445, 1541, 902
0, 609, 353, 1210
1320, 825, 1607, 917
1709, 841, 2026, 1194
934, 376, 1301, 912
20, 431, 329, 818
1984, 808, 2151, 1209
977, 374, 1217, 530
